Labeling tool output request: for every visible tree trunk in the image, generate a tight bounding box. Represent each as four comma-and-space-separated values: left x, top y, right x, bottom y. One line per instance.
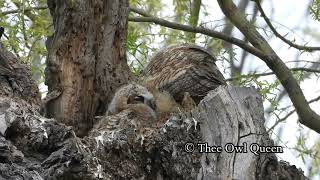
44, 0, 132, 137
0, 44, 40, 108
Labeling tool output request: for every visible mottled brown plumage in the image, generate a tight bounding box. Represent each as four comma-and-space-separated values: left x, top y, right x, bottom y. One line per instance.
92, 44, 226, 140
92, 83, 157, 141
151, 90, 180, 124
141, 44, 226, 104
107, 83, 156, 116
94, 104, 156, 131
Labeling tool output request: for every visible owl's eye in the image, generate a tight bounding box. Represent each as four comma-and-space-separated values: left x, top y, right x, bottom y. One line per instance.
133, 95, 145, 103
128, 94, 145, 104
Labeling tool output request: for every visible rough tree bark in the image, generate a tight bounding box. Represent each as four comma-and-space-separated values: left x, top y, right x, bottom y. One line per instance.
44, 0, 132, 136
0, 44, 306, 179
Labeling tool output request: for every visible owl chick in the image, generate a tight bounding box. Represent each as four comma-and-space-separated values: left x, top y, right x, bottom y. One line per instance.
107, 83, 156, 116
94, 104, 156, 132
151, 90, 180, 124
92, 83, 158, 145
141, 44, 226, 104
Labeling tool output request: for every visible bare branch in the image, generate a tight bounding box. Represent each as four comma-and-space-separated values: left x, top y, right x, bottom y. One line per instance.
227, 67, 320, 81
129, 7, 151, 17
186, 0, 202, 42
267, 95, 320, 133
218, 0, 320, 133
285, 60, 320, 65
128, 16, 265, 59
238, 0, 261, 72
0, 6, 48, 16
254, 0, 320, 52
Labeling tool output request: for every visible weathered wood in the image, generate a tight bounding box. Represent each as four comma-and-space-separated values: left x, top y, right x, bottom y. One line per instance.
0, 86, 306, 179
193, 86, 274, 179
44, 0, 132, 136
0, 43, 40, 108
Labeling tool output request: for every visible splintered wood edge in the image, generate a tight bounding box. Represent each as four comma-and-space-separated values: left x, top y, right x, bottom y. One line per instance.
191, 85, 271, 179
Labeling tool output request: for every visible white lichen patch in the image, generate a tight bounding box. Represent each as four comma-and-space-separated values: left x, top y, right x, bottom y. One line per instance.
0, 114, 7, 135
162, 127, 167, 133
39, 116, 48, 124
39, 117, 48, 138
140, 134, 145, 146
192, 117, 197, 131
41, 129, 48, 139
94, 164, 104, 178
185, 118, 192, 131
65, 160, 71, 167
94, 131, 106, 147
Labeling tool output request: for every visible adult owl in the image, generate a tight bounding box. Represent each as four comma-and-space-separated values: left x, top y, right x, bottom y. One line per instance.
141, 44, 226, 104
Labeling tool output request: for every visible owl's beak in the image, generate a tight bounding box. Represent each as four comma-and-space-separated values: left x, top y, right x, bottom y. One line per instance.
145, 98, 156, 111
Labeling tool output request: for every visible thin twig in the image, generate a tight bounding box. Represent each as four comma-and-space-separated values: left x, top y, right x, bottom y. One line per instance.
227, 67, 320, 81
285, 60, 320, 64
129, 7, 151, 17
254, 0, 320, 52
267, 95, 320, 133
128, 16, 265, 59
0, 6, 48, 16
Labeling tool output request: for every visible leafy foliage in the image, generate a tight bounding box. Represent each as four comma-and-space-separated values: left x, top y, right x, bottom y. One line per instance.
0, 0, 52, 84
310, 0, 320, 21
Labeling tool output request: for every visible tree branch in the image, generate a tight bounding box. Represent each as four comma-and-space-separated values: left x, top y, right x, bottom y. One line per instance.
226, 67, 320, 81
217, 0, 320, 133
128, 16, 265, 59
285, 60, 320, 65
0, 6, 48, 16
186, 0, 202, 42
238, 0, 261, 73
226, 0, 251, 78
267, 95, 320, 133
129, 7, 151, 17
254, 0, 320, 52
